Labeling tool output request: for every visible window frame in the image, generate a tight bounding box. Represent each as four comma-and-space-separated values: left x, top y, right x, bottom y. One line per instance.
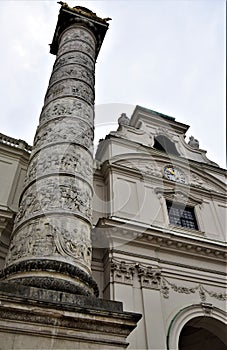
166, 200, 199, 231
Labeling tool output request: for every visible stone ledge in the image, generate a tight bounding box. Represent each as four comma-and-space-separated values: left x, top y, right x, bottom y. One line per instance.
0, 281, 124, 313
0, 281, 141, 349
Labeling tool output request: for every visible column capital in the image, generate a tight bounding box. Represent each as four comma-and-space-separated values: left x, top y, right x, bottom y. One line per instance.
50, 3, 110, 58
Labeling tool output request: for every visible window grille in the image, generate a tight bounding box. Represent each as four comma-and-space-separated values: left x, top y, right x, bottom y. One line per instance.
166, 201, 198, 230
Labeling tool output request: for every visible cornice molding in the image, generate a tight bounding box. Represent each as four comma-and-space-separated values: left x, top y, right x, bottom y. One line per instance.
96, 217, 227, 261
0, 133, 31, 153
108, 248, 226, 277
110, 258, 227, 302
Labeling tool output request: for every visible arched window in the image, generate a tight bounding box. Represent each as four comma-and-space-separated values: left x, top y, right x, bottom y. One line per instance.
154, 135, 179, 156
179, 316, 227, 350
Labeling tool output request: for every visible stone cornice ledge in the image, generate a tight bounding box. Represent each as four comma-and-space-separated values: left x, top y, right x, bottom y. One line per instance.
0, 281, 141, 346
95, 216, 227, 261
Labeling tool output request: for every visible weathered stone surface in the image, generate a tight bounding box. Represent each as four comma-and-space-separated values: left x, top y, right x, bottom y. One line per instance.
0, 281, 141, 350
3, 2, 109, 296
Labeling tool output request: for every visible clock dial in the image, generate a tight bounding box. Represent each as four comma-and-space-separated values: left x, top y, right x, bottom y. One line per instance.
164, 166, 186, 184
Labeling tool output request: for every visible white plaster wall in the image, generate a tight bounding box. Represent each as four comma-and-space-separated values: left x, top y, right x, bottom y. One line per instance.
0, 147, 29, 212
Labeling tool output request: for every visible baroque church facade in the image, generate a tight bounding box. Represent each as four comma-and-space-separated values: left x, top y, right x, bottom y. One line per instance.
0, 3, 226, 349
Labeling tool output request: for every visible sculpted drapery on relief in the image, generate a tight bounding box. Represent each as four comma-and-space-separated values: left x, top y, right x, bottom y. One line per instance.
6, 217, 92, 268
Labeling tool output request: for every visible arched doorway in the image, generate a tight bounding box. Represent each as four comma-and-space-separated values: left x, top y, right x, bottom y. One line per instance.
179, 316, 227, 350
167, 304, 227, 350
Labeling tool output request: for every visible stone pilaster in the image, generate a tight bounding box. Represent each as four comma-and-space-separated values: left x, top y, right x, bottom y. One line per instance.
2, 4, 110, 297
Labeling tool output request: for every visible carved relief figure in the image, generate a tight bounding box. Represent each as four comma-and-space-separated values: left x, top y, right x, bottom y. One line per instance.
58, 40, 95, 57
33, 118, 93, 151
54, 52, 95, 72
15, 177, 93, 226
50, 218, 92, 265
40, 98, 93, 126
59, 28, 96, 50
49, 65, 94, 87
25, 146, 93, 190
188, 136, 199, 149
44, 79, 94, 106
6, 219, 56, 265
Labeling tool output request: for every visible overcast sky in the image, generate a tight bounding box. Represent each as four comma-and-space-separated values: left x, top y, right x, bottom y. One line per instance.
0, 0, 225, 168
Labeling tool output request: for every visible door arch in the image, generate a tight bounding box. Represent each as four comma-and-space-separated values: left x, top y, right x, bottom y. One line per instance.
179, 316, 227, 349
167, 304, 227, 350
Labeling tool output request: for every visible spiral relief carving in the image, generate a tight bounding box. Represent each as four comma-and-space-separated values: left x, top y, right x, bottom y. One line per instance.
15, 176, 92, 226
40, 98, 93, 126
4, 4, 109, 296
49, 64, 94, 87
59, 28, 96, 50
54, 52, 95, 71
7, 217, 91, 267
44, 80, 94, 106
33, 118, 93, 152
24, 145, 93, 187
58, 40, 95, 58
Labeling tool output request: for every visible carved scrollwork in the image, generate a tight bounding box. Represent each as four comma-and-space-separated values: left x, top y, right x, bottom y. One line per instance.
111, 260, 135, 285
137, 265, 161, 290
189, 173, 214, 191
109, 260, 226, 303
142, 164, 162, 178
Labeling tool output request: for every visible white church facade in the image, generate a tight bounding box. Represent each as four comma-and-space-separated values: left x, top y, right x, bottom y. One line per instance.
0, 3, 226, 349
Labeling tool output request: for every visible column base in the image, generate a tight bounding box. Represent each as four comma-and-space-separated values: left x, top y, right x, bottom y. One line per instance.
1, 259, 99, 296
0, 281, 141, 350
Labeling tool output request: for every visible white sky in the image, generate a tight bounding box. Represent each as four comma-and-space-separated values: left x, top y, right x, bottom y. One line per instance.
0, 0, 225, 168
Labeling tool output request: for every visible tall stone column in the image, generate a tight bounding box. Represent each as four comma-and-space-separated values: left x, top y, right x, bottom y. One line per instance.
2, 4, 110, 296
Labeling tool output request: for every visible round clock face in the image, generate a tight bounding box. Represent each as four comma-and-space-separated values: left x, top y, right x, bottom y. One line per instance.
164, 166, 186, 184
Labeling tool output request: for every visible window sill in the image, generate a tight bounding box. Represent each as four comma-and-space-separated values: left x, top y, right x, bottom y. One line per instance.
168, 224, 205, 237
